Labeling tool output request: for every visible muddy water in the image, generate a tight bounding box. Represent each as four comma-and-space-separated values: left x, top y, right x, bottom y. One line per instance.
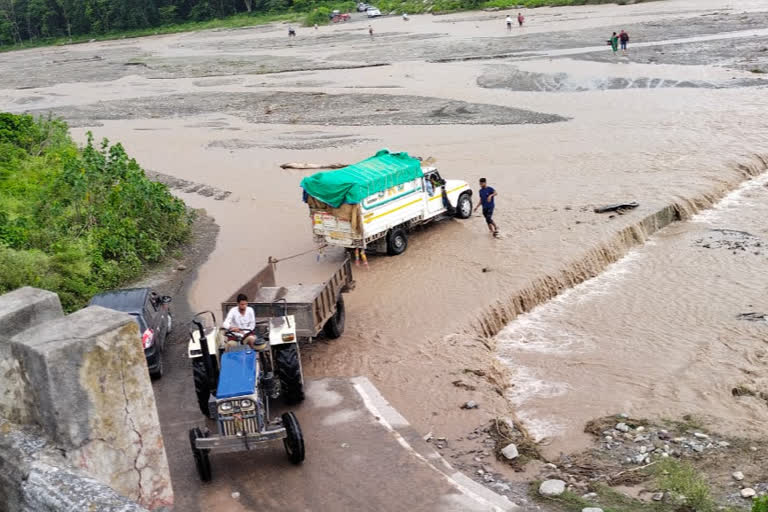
4, 0, 768, 457
497, 172, 768, 457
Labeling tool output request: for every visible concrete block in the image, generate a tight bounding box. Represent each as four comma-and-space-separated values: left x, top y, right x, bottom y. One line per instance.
10, 306, 174, 509
0, 287, 64, 424
0, 287, 63, 337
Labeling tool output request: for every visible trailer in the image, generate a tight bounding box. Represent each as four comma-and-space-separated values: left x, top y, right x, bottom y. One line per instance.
221, 256, 354, 341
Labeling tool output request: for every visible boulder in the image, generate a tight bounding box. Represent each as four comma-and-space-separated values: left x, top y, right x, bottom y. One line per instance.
741, 488, 756, 498
732, 471, 744, 481
539, 479, 566, 497
501, 443, 519, 460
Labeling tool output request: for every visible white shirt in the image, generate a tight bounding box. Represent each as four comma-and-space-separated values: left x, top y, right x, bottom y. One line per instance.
223, 306, 256, 331
506, 16, 512, 23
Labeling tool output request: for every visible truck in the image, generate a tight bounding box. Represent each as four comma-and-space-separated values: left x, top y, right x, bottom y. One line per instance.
300, 149, 473, 256
188, 256, 353, 417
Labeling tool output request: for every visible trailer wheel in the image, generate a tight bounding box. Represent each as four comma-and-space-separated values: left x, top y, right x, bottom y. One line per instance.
192, 359, 212, 418
455, 193, 472, 219
386, 228, 408, 256
282, 412, 305, 465
275, 345, 305, 405
323, 295, 346, 339
189, 427, 212, 481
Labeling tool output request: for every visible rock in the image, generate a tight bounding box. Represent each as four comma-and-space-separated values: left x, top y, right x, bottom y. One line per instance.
636, 426, 645, 432
615, 422, 630, 432
672, 437, 686, 443
477, 469, 484, 475
539, 479, 566, 497
483, 473, 495, 483
231, 492, 240, 499
604, 435, 613, 442
691, 443, 704, 453
749, 446, 757, 452
693, 432, 709, 439
718, 441, 731, 448
461, 400, 478, 409
501, 444, 519, 460
582, 492, 598, 500
582, 508, 603, 512
544, 463, 558, 469
733, 471, 745, 481
652, 492, 664, 501
634, 454, 646, 464
639, 446, 647, 454
491, 482, 511, 492
176, 264, 187, 271
741, 488, 756, 498
619, 413, 629, 418
423, 431, 433, 442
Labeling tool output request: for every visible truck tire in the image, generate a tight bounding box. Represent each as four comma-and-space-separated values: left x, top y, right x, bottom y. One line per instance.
323, 295, 346, 339
149, 351, 163, 380
455, 192, 472, 219
386, 228, 408, 256
275, 345, 305, 405
192, 359, 212, 418
282, 412, 305, 465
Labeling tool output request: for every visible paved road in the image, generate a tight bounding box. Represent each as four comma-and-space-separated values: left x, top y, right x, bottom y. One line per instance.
153, 335, 514, 512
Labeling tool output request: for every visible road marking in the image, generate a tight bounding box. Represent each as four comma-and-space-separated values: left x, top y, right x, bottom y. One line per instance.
351, 376, 517, 512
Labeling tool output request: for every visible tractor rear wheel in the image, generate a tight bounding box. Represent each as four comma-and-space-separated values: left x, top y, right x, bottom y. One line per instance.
192, 359, 212, 418
322, 295, 346, 339
282, 412, 305, 465
275, 345, 305, 405
189, 427, 212, 481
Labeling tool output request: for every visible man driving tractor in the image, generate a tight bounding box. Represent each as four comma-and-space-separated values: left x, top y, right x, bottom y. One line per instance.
222, 294, 259, 348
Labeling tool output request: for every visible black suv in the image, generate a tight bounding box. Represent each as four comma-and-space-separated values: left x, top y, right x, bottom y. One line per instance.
89, 288, 172, 379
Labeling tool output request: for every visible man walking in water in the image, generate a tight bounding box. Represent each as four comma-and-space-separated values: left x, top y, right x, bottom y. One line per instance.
506, 15, 512, 31
619, 29, 629, 53
474, 178, 499, 236
517, 12, 524, 27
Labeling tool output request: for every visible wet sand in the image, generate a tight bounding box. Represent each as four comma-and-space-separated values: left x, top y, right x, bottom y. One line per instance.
5, 0, 768, 504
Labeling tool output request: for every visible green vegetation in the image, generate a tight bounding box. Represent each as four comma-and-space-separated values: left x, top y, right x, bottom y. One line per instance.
754, 496, 768, 512
654, 458, 716, 512
0, 113, 192, 311
535, 482, 666, 512
0, 0, 654, 49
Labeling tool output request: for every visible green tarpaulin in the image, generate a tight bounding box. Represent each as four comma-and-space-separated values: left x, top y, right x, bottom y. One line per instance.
300, 149, 424, 208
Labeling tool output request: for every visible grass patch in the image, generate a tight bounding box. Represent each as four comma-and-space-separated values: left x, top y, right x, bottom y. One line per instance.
533, 482, 667, 512
490, 417, 541, 467
654, 458, 716, 512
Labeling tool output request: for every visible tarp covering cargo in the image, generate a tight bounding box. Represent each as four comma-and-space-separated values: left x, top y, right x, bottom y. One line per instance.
300, 149, 424, 208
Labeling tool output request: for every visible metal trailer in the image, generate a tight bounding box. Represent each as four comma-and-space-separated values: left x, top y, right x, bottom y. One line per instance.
221, 256, 354, 341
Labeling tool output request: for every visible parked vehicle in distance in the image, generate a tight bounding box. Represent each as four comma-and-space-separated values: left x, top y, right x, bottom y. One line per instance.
89, 288, 172, 379
357, 2, 371, 11
366, 7, 382, 17
332, 12, 351, 22
301, 149, 473, 257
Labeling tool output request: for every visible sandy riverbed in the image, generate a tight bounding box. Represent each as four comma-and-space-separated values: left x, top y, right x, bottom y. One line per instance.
6, 0, 768, 507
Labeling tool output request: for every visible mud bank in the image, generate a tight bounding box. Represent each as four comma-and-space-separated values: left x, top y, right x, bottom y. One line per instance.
36, 91, 567, 127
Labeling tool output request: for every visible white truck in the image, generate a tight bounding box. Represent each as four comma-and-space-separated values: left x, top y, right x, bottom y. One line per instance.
301, 150, 473, 256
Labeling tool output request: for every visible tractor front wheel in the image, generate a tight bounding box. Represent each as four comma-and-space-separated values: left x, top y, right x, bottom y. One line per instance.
282, 412, 305, 465
275, 345, 305, 405
189, 427, 212, 481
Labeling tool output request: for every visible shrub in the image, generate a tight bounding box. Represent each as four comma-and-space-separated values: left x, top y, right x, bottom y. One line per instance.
754, 495, 768, 512
305, 6, 331, 26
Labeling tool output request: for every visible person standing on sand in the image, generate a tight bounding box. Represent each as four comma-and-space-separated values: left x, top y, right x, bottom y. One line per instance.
368, 25, 374, 37
619, 29, 629, 53
609, 31, 619, 54
506, 15, 512, 31
474, 178, 499, 236
517, 12, 524, 27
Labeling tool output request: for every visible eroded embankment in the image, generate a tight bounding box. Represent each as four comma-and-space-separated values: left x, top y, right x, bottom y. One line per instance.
469, 154, 768, 340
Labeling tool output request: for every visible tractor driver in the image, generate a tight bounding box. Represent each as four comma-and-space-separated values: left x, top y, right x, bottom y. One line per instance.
222, 294, 257, 348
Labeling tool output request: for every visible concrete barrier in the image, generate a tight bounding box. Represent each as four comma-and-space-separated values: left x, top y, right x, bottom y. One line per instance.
0, 287, 173, 511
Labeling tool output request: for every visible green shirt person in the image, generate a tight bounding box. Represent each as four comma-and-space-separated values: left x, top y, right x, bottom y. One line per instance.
610, 32, 619, 53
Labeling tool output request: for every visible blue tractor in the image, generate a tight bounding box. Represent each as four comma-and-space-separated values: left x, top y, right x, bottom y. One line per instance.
188, 320, 305, 481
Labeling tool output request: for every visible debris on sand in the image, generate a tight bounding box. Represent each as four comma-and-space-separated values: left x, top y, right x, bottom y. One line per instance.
280, 162, 348, 170
461, 400, 479, 409
593, 202, 639, 214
